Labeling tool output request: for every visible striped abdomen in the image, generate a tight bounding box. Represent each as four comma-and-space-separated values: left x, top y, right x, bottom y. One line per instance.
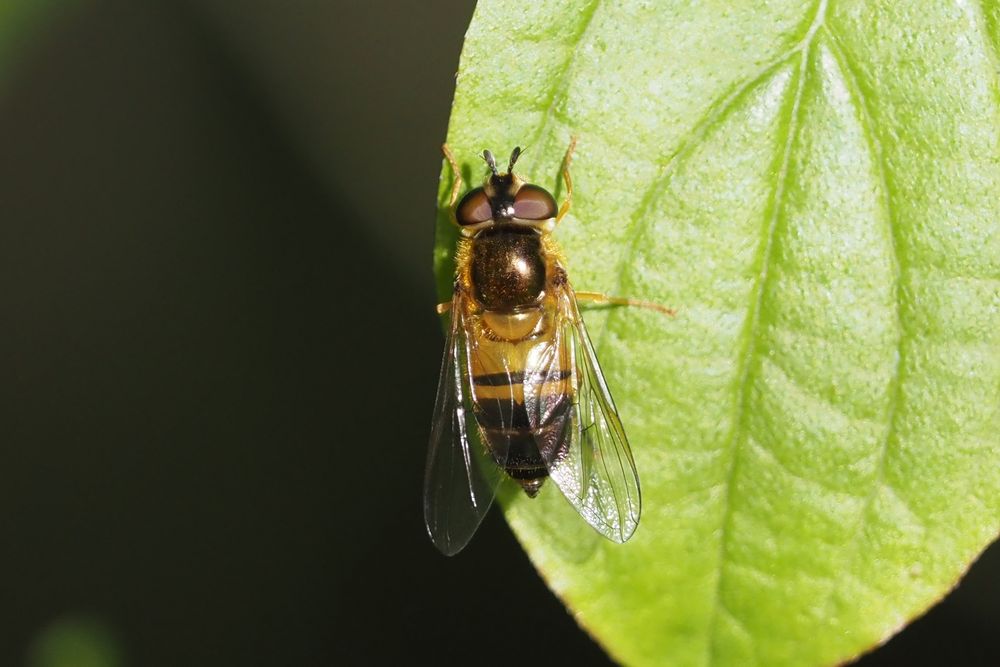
469, 308, 572, 496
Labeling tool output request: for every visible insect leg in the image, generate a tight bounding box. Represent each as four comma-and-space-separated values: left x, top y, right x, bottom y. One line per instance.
437, 282, 461, 315
442, 144, 464, 217
556, 136, 578, 224
574, 290, 676, 317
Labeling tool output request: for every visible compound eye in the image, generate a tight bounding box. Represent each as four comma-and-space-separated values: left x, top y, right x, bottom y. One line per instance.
513, 184, 557, 220
455, 187, 492, 226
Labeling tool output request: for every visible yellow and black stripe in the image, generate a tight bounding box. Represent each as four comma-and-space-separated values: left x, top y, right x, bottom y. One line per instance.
470, 339, 573, 496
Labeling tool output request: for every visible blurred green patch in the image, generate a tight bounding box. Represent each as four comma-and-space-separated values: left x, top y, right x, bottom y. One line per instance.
26, 615, 123, 667
0, 0, 85, 86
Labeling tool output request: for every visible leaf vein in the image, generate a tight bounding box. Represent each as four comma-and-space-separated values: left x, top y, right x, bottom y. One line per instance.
747, 434, 866, 502
703, 44, 811, 667
526, 0, 603, 158
596, 57, 801, 324
973, 0, 1000, 110
818, 26, 910, 624
594, 0, 844, 352
759, 350, 879, 429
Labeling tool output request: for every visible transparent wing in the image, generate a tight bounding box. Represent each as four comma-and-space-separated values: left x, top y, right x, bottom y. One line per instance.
423, 291, 505, 556
525, 285, 642, 543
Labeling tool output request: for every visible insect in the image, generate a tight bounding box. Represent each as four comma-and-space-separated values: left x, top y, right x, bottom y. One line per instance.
424, 139, 674, 555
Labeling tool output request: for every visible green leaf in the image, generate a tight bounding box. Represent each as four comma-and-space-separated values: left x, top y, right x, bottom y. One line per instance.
434, 1, 1000, 665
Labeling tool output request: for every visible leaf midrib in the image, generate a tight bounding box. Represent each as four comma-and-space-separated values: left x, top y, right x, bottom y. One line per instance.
811, 27, 907, 633
701, 42, 809, 667
526, 0, 602, 169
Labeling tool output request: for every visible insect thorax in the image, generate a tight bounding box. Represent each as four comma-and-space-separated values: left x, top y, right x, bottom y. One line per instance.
468, 224, 546, 312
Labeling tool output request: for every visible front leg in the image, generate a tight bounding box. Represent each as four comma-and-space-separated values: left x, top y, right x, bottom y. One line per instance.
555, 136, 578, 225
441, 144, 464, 226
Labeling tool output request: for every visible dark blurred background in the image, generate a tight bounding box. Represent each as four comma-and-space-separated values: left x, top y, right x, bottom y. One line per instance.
0, 1, 995, 665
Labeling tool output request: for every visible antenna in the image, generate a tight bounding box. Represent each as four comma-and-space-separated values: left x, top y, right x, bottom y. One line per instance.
481, 149, 498, 175
508, 146, 524, 172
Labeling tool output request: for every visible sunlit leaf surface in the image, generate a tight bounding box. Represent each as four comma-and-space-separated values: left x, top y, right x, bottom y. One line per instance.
434, 1, 1000, 665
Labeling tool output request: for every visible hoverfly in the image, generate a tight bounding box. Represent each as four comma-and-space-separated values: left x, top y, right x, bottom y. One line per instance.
424, 139, 673, 555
